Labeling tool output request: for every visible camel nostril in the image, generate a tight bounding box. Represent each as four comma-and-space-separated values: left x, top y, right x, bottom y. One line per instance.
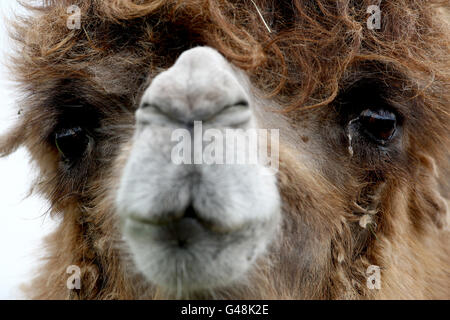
234, 100, 249, 108
138, 102, 168, 116
139, 102, 164, 112
140, 102, 152, 109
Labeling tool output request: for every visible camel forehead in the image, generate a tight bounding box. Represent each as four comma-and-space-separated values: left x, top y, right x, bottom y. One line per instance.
88, 52, 146, 96
11, 2, 421, 111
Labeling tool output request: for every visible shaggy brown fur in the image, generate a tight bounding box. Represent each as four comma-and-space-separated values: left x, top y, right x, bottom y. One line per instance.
1, 0, 449, 299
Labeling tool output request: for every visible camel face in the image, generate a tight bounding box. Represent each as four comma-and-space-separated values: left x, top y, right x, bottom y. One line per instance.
0, 1, 448, 299
116, 47, 280, 293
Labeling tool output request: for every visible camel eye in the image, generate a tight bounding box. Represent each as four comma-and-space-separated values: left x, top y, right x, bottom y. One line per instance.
55, 127, 89, 160
359, 109, 397, 143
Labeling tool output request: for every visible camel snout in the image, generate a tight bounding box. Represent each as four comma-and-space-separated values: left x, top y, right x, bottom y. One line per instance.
136, 46, 251, 127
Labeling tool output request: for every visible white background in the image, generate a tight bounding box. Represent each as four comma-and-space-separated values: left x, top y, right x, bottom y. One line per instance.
0, 2, 57, 299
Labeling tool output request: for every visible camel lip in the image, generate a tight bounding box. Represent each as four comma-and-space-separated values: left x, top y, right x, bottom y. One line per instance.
124, 211, 249, 251
124, 203, 242, 236
166, 218, 206, 248
125, 215, 213, 247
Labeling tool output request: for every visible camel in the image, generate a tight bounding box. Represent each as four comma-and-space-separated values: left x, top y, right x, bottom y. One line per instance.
0, 0, 448, 299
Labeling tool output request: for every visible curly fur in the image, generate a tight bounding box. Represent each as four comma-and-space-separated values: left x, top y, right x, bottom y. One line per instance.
0, 0, 449, 299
